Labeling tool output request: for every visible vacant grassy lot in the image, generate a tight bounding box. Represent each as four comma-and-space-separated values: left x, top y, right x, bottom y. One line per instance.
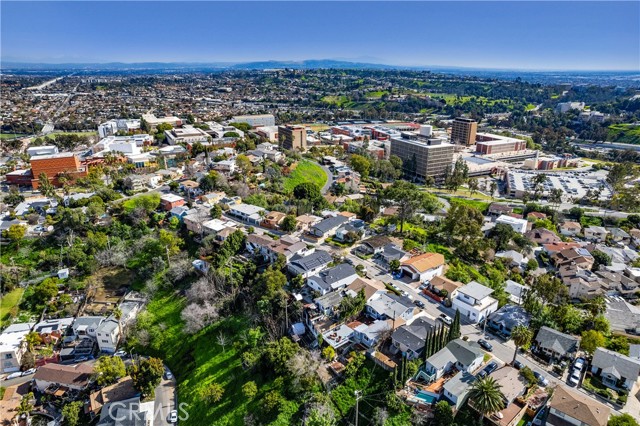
135, 292, 299, 426
283, 160, 327, 193
1, 288, 24, 327
446, 197, 491, 213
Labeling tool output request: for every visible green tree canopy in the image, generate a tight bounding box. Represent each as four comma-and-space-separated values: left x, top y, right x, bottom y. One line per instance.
129, 357, 164, 398
95, 356, 126, 386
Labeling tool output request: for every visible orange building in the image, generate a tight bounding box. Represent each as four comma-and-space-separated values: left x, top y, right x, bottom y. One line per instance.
30, 153, 88, 189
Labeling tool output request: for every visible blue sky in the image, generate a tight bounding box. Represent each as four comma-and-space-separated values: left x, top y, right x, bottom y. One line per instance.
1, 1, 639, 70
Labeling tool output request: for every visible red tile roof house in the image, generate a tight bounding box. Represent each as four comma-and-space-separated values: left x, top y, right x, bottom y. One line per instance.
160, 193, 186, 211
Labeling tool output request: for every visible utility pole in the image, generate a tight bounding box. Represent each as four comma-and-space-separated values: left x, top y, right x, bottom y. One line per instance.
354, 390, 362, 426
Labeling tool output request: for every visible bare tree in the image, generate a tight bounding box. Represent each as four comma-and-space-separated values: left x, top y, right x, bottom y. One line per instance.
288, 349, 322, 392
372, 407, 389, 426
216, 332, 228, 352
181, 302, 219, 334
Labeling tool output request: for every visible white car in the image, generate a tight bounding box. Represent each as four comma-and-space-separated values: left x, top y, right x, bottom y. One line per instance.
5, 372, 23, 380
22, 368, 36, 376
568, 369, 581, 387
167, 410, 178, 423
439, 314, 453, 325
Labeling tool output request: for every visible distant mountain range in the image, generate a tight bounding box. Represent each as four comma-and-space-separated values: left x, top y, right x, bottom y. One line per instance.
1, 59, 405, 71
2, 59, 638, 86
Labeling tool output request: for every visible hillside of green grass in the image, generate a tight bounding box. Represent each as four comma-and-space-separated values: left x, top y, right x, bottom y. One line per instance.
283, 160, 328, 193
608, 124, 640, 144
133, 292, 300, 426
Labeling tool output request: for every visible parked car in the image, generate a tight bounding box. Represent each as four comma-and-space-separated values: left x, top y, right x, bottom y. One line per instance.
164, 370, 173, 380
533, 371, 549, 387
573, 357, 585, 371
168, 410, 178, 423
438, 314, 453, 325
568, 369, 581, 387
413, 300, 425, 308
22, 368, 36, 376
5, 372, 23, 380
484, 361, 498, 375
478, 339, 493, 352
114, 350, 127, 358
512, 360, 524, 370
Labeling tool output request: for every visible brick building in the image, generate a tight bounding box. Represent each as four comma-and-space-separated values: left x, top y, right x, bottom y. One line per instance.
28, 153, 88, 189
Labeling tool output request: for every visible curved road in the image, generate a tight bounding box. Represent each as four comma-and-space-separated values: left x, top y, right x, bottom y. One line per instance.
318, 163, 334, 194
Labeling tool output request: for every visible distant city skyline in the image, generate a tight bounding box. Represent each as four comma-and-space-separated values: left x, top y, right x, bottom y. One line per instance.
1, 1, 639, 71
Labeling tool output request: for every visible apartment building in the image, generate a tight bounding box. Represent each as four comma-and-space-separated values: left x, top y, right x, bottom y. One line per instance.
390, 130, 454, 180
278, 125, 307, 151
450, 117, 477, 146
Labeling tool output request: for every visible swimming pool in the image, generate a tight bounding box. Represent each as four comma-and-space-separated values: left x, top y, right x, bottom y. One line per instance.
415, 391, 437, 404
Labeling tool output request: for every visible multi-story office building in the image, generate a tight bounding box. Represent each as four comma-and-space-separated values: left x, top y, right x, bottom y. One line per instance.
475, 133, 527, 155
390, 128, 454, 180
278, 125, 307, 151
451, 117, 477, 146
231, 114, 275, 128
30, 152, 88, 188
165, 126, 210, 145
141, 113, 182, 131
98, 119, 141, 138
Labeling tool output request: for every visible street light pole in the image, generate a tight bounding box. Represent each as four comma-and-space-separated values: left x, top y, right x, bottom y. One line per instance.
354, 390, 362, 426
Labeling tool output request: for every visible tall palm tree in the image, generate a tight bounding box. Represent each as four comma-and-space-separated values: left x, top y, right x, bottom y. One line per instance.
468, 377, 506, 421
511, 325, 533, 365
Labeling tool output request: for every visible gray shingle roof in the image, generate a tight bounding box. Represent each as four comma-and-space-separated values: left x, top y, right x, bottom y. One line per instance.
391, 317, 436, 352
312, 215, 348, 234
488, 305, 531, 331
361, 235, 392, 250
308, 264, 357, 292
290, 250, 332, 272
535, 326, 579, 354
592, 347, 640, 381
426, 339, 483, 370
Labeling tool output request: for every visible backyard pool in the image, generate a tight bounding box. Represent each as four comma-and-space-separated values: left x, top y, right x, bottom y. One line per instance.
416, 391, 438, 404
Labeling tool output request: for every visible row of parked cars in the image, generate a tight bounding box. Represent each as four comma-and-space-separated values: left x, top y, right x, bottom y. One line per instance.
4, 368, 36, 380
568, 357, 586, 387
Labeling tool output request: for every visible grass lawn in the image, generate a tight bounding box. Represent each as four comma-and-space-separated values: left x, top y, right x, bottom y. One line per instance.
44, 131, 98, 139
283, 160, 327, 193
135, 292, 299, 426
1, 288, 25, 327
517, 413, 533, 426
365, 90, 388, 99
446, 197, 491, 213
0, 133, 27, 139
525, 104, 537, 111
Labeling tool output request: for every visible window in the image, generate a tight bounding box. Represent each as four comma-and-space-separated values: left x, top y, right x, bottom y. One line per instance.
102, 340, 109, 343
5, 353, 13, 359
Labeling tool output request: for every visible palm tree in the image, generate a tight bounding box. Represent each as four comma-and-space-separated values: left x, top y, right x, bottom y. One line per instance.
511, 325, 533, 365
468, 377, 506, 421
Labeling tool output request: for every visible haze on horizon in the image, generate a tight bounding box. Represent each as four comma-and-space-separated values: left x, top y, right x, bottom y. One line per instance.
1, 1, 639, 71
